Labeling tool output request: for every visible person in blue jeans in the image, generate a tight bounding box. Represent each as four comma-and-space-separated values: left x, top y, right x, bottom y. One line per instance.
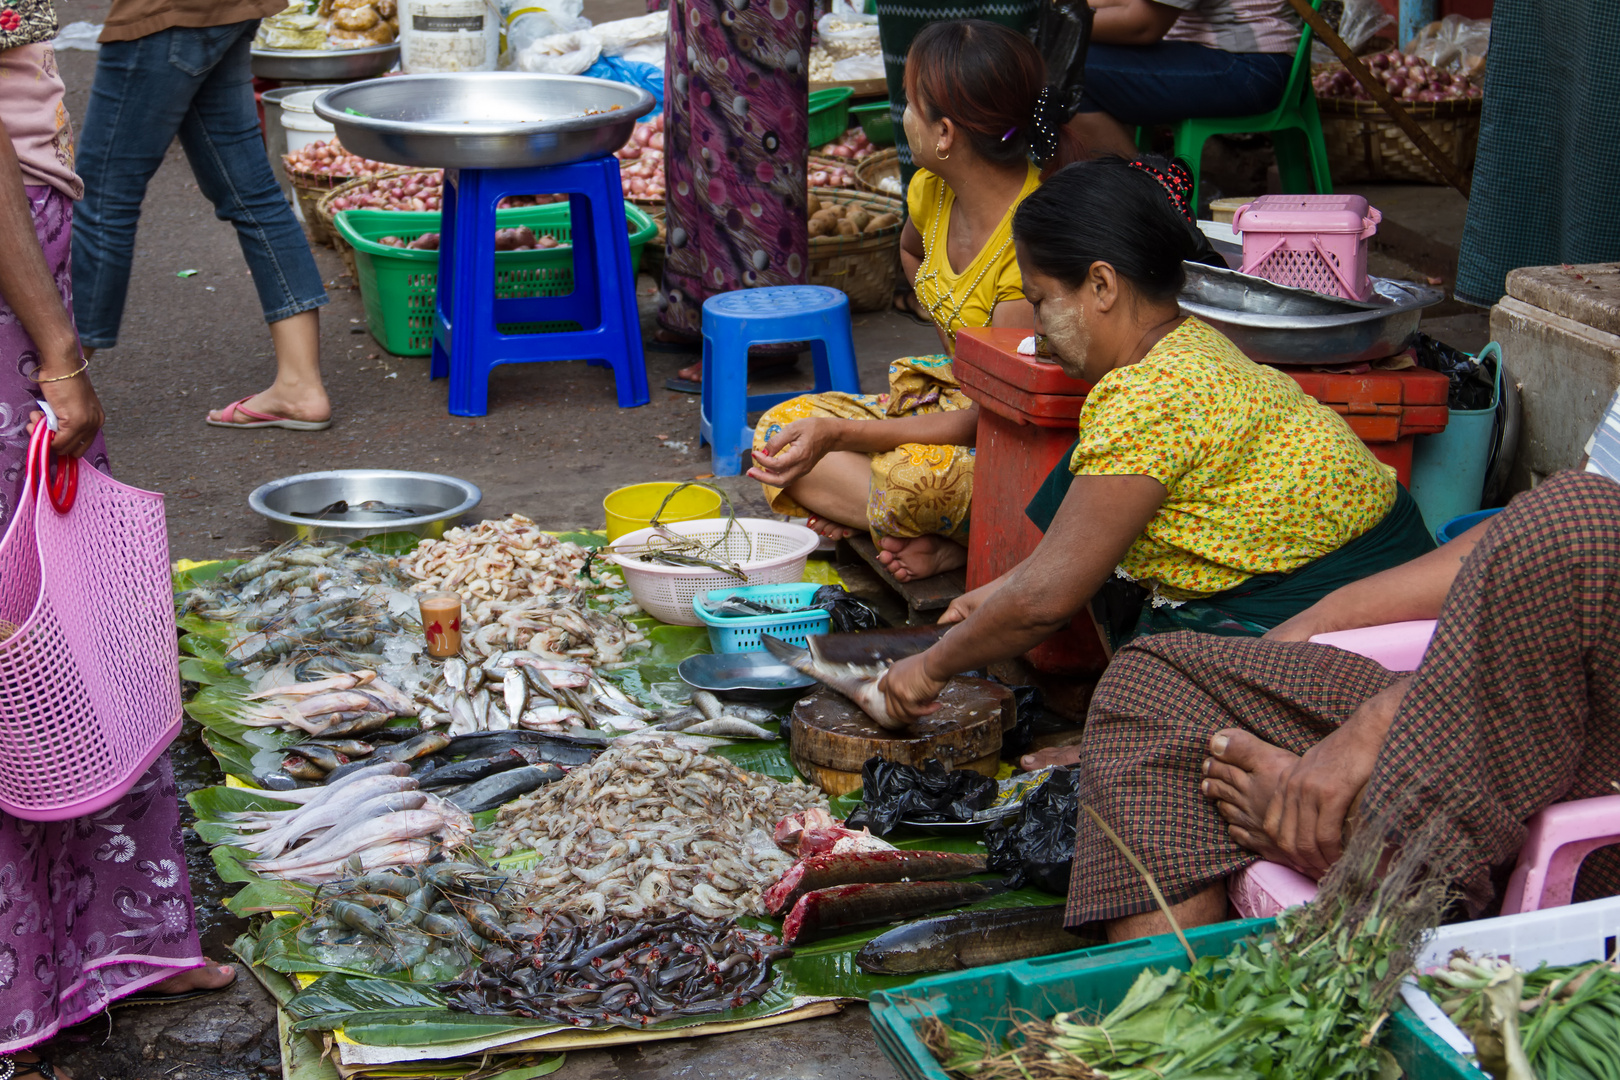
73, 6, 333, 431
1068, 0, 1301, 161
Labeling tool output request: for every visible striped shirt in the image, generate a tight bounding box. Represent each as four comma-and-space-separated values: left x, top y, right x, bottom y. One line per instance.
1585, 386, 1620, 480
1159, 0, 1302, 55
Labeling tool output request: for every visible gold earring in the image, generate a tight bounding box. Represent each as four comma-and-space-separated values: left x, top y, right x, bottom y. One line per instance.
935, 141, 949, 161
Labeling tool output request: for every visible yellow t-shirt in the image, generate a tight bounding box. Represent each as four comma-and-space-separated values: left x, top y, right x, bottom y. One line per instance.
1070, 317, 1396, 601
908, 164, 1039, 348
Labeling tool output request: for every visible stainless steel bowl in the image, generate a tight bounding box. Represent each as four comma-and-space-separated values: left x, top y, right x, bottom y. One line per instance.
313, 73, 655, 169
249, 470, 482, 542
1179, 262, 1445, 367
250, 43, 401, 82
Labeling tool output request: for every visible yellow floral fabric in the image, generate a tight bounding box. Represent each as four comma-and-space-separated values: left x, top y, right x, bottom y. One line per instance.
908, 164, 1039, 347
1070, 317, 1396, 601
754, 355, 974, 541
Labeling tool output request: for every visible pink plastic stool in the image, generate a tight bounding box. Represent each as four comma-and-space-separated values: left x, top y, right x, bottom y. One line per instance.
1229, 620, 1620, 918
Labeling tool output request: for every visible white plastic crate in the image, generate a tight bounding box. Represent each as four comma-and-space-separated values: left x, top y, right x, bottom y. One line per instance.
1399, 894, 1620, 1059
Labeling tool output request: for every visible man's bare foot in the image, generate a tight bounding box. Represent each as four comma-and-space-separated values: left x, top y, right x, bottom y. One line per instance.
1200, 729, 1300, 864
805, 515, 857, 540
1019, 744, 1083, 771
875, 535, 967, 582
150, 958, 236, 994
207, 388, 330, 426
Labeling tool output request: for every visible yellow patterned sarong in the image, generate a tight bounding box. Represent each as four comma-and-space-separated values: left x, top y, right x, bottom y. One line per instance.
752, 354, 974, 541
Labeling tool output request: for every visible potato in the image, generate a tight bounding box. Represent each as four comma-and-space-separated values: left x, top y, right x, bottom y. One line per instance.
806, 193, 823, 216
865, 212, 900, 232
808, 214, 836, 238
835, 218, 860, 237
847, 208, 871, 231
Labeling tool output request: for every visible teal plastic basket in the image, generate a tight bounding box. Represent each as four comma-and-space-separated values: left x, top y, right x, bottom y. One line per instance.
333, 201, 657, 357
691, 583, 831, 654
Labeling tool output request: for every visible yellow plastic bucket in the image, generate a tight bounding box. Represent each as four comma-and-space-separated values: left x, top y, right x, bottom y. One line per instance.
603, 482, 724, 542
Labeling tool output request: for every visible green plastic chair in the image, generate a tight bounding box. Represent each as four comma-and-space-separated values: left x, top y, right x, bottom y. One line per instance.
1136, 0, 1332, 209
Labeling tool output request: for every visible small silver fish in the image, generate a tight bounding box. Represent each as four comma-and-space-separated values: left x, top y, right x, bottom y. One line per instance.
466, 662, 486, 691
448, 692, 478, 736
443, 658, 468, 694
681, 718, 777, 740
502, 670, 529, 724
690, 690, 725, 722
471, 687, 491, 729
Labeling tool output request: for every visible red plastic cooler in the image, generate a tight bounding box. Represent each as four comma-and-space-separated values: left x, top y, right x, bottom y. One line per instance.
953, 328, 1450, 675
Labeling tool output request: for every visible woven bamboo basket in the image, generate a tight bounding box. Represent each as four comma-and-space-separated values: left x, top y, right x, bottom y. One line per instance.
808, 189, 905, 312
1317, 95, 1482, 185
639, 203, 667, 279
287, 167, 368, 248
854, 147, 903, 199
317, 168, 440, 277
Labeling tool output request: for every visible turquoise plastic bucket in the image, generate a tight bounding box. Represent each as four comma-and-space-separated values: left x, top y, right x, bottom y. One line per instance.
1409, 342, 1502, 537
1436, 507, 1503, 544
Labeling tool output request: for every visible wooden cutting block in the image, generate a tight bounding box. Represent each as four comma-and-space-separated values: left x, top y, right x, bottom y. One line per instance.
789, 678, 1012, 796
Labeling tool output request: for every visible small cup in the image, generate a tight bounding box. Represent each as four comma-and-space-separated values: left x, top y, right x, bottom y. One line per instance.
418, 591, 463, 658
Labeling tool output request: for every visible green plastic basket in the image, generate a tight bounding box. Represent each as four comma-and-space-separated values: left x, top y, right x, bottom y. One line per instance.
332, 202, 657, 358
809, 86, 855, 147
850, 100, 894, 145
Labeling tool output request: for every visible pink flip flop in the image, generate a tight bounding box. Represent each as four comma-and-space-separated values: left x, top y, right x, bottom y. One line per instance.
206, 397, 331, 431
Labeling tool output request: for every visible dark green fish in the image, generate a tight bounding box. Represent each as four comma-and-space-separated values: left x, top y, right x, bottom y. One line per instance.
854, 905, 1099, 974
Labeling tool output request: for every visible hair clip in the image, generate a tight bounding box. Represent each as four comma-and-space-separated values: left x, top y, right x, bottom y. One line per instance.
1002, 126, 1018, 141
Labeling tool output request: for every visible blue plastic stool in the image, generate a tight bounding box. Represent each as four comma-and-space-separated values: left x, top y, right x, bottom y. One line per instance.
429, 156, 649, 417
699, 286, 862, 477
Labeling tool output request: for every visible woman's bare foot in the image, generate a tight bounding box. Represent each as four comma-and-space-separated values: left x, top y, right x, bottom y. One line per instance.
876, 535, 967, 582
150, 958, 236, 994
1019, 744, 1084, 771
805, 515, 857, 540
207, 387, 330, 426
1200, 730, 1301, 865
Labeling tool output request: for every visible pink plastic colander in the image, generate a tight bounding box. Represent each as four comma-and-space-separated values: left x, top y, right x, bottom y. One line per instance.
0, 421, 181, 821
1232, 194, 1383, 302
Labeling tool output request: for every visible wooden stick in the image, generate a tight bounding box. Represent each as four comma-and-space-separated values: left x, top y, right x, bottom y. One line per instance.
1285, 0, 1472, 197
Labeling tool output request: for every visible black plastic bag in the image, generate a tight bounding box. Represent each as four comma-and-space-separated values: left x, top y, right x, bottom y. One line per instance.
845, 758, 997, 837
809, 584, 883, 634
999, 683, 1042, 762
985, 767, 1080, 894
1414, 332, 1495, 410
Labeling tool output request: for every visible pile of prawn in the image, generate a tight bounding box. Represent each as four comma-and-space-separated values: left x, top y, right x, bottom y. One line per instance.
482, 740, 827, 921
398, 515, 626, 610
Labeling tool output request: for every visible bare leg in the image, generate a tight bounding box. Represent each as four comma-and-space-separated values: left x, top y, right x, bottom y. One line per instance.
149, 957, 236, 994
1104, 883, 1228, 943
875, 534, 967, 582
1066, 111, 1142, 159
1020, 743, 1083, 771
208, 310, 330, 425
779, 449, 871, 535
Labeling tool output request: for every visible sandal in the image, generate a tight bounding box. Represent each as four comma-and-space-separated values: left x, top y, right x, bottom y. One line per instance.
892, 289, 933, 327
0, 1054, 59, 1080
109, 964, 239, 1008
206, 397, 331, 431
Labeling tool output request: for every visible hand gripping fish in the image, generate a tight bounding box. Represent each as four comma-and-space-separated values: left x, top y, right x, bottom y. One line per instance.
761, 626, 952, 732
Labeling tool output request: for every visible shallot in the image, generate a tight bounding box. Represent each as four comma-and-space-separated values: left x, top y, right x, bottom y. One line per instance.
1312, 51, 1482, 103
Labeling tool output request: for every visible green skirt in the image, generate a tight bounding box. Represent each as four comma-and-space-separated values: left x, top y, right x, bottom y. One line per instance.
1024, 446, 1437, 650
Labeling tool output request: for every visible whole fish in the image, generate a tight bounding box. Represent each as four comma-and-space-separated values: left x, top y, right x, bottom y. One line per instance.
220, 773, 420, 830
681, 718, 777, 740
447, 730, 606, 766
322, 732, 450, 783
230, 762, 411, 810
297, 739, 375, 758
281, 839, 436, 884
415, 750, 527, 790
690, 690, 725, 722
250, 807, 470, 874
502, 670, 529, 725
761, 635, 906, 731
279, 757, 328, 781
445, 764, 564, 813
443, 657, 468, 693
781, 881, 1002, 945
471, 687, 491, 729
310, 710, 396, 739
246, 671, 375, 700
447, 693, 478, 737
233, 790, 429, 860
281, 744, 349, 774
854, 905, 1099, 974
763, 850, 989, 916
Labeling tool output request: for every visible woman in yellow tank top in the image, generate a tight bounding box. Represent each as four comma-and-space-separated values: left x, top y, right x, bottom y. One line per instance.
747, 20, 1076, 582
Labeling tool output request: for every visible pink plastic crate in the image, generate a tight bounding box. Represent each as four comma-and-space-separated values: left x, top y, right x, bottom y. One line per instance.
1232, 194, 1382, 301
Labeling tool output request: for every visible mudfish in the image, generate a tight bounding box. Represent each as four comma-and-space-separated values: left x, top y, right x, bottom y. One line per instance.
761, 635, 907, 731
763, 850, 988, 916
854, 905, 1099, 974
781, 880, 1002, 945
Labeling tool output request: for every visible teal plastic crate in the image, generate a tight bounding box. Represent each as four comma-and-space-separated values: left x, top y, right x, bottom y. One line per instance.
869, 918, 1272, 1080
333, 201, 657, 357
691, 582, 831, 654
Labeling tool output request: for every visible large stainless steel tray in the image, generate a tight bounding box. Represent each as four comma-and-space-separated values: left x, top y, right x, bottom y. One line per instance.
314, 73, 655, 169
1179, 262, 1445, 367
249, 469, 482, 542
250, 42, 400, 82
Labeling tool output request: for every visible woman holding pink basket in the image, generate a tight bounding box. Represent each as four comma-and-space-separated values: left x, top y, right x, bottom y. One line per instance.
0, 5, 231, 1077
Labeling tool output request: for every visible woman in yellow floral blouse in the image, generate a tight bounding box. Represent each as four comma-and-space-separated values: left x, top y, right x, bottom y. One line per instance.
747, 21, 1076, 583
878, 157, 1436, 735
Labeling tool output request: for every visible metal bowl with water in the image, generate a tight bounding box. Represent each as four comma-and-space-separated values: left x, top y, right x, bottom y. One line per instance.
249, 470, 482, 542
1179, 262, 1445, 367
250, 42, 400, 82
314, 73, 656, 169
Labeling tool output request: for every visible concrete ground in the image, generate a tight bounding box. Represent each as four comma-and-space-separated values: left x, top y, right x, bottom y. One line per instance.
39, 5, 1485, 1075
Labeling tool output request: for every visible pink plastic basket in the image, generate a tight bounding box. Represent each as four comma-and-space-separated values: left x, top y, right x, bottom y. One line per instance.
1231, 194, 1382, 301
0, 422, 181, 820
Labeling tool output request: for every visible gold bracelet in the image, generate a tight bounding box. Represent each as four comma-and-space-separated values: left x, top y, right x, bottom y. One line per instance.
29, 358, 88, 384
